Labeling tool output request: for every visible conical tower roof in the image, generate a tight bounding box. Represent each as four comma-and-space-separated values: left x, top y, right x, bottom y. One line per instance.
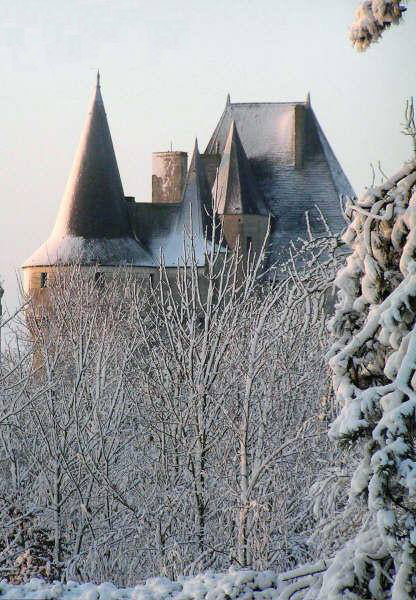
24, 73, 153, 267
212, 121, 268, 216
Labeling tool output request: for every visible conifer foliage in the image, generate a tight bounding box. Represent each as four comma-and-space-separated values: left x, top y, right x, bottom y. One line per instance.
350, 1, 407, 51
326, 158, 416, 598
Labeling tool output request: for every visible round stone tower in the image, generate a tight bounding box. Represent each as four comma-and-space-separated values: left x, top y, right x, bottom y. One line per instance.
151, 151, 188, 204
22, 73, 154, 297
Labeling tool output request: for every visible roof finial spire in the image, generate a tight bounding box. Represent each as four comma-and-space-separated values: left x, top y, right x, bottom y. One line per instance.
226, 93, 231, 106
97, 69, 101, 88
306, 91, 311, 107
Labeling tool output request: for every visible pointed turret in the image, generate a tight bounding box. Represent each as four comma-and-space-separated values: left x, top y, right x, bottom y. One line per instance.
160, 140, 215, 266
226, 93, 231, 107
211, 122, 270, 256
24, 75, 153, 268
213, 121, 268, 216
205, 96, 354, 261
177, 138, 212, 234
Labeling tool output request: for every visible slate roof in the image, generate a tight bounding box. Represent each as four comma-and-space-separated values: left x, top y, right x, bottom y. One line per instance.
24, 74, 153, 268
212, 121, 269, 216
206, 100, 354, 262
129, 203, 179, 253
23, 81, 353, 272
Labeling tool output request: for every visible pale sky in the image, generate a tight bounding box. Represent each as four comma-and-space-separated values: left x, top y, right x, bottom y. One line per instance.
1, 0, 416, 310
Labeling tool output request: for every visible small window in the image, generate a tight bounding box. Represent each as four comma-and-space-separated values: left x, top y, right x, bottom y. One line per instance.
40, 272, 47, 288
149, 273, 154, 287
94, 272, 105, 288
246, 236, 252, 250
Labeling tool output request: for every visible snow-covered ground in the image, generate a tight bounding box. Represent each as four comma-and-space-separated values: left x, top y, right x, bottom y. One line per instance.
0, 571, 280, 600
0, 568, 324, 600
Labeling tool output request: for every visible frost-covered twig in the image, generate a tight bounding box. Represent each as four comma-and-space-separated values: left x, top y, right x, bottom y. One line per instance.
402, 97, 416, 157
0, 230, 337, 584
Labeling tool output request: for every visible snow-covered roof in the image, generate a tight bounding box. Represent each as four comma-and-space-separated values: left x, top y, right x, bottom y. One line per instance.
23, 73, 153, 268
23, 83, 353, 271
23, 236, 155, 268
212, 120, 269, 216
206, 100, 354, 262
131, 141, 217, 268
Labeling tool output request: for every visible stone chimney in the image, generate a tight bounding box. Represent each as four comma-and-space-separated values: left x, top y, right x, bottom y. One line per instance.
293, 104, 306, 169
152, 151, 188, 204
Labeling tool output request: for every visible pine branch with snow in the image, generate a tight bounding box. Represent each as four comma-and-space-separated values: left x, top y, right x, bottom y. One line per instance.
350, 1, 407, 51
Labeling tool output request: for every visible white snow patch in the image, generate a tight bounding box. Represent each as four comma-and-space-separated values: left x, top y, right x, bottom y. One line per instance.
0, 571, 285, 600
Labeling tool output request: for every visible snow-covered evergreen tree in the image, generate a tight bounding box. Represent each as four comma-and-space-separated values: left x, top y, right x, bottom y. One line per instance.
325, 154, 416, 597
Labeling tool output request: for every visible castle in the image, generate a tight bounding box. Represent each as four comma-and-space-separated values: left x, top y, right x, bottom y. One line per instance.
22, 74, 353, 292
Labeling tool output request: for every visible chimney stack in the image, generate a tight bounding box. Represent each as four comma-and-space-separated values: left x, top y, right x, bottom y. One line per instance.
293, 104, 306, 169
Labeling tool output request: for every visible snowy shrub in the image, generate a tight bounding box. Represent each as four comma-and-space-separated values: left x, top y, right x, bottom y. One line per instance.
0, 500, 59, 583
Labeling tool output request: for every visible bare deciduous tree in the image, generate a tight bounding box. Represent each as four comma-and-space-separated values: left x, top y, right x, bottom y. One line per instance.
0, 230, 339, 586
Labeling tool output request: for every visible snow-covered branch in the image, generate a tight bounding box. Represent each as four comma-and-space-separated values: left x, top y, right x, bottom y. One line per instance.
350, 0, 407, 51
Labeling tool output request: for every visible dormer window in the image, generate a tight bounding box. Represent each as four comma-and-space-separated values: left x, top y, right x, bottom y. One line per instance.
40, 272, 47, 288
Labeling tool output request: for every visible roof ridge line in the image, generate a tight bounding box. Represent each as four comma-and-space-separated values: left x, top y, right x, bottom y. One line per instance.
228, 101, 305, 106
